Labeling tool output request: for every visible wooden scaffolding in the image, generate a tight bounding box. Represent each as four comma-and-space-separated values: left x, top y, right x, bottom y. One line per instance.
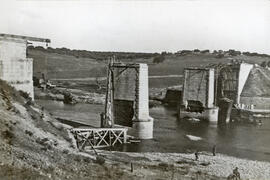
71, 128, 127, 150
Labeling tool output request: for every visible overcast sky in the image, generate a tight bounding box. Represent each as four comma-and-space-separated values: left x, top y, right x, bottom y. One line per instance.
0, 0, 269, 53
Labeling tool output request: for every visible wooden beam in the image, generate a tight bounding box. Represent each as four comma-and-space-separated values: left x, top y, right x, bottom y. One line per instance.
111, 62, 140, 68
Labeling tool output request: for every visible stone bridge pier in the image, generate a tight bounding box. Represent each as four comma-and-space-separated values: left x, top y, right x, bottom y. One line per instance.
111, 63, 153, 139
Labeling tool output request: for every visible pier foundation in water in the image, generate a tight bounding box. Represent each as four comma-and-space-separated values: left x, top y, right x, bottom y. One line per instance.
179, 67, 219, 123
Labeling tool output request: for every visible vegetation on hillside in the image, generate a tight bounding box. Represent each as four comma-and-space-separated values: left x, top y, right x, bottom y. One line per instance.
28, 46, 270, 89
27, 46, 157, 60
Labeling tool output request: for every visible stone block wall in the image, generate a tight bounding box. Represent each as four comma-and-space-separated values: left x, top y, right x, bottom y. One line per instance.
218, 66, 239, 103
0, 37, 34, 99
113, 68, 136, 101
0, 39, 26, 60
113, 66, 137, 127
183, 68, 214, 108
138, 64, 150, 121
1, 59, 32, 82
112, 64, 151, 127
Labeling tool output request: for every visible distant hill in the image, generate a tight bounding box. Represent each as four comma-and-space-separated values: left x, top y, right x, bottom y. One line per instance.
28, 46, 270, 88
28, 46, 157, 61
28, 46, 156, 79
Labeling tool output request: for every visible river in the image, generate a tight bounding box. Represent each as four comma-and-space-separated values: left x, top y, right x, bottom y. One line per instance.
37, 99, 270, 162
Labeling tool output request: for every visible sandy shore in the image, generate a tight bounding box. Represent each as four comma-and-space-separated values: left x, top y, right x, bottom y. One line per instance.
97, 150, 270, 180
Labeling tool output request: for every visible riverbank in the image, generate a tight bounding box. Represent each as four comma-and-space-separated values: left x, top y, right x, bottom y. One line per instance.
34, 85, 165, 107
94, 150, 270, 180
0, 88, 221, 180
34, 87, 105, 104
1, 80, 270, 179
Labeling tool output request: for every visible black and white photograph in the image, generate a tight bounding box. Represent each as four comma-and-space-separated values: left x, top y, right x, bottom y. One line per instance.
0, 0, 269, 179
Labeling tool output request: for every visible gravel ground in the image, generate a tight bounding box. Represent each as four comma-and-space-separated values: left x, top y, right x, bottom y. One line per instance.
102, 151, 270, 180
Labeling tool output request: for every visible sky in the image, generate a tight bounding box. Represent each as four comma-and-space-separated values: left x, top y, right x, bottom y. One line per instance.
0, 0, 269, 53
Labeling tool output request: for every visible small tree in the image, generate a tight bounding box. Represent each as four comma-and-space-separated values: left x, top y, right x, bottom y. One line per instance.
153, 55, 165, 64
261, 61, 268, 67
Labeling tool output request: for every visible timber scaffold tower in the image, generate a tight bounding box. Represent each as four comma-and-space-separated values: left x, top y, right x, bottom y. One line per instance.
71, 57, 128, 151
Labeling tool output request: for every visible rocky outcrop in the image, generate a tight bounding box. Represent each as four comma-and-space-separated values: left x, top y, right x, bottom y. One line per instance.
35, 87, 105, 105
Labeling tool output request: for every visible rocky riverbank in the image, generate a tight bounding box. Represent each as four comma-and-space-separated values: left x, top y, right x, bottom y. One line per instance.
35, 84, 180, 107
34, 86, 166, 108
34, 87, 105, 105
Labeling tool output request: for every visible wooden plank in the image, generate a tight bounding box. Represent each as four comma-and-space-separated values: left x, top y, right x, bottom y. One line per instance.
72, 128, 127, 131
111, 63, 140, 68
112, 130, 124, 146
96, 130, 109, 146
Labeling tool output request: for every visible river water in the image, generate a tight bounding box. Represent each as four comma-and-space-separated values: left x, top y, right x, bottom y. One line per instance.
37, 99, 270, 162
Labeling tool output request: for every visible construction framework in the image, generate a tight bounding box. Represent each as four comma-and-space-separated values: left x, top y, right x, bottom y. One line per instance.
71, 128, 128, 150
102, 57, 141, 128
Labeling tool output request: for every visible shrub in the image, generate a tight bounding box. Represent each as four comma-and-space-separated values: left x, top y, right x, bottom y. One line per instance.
227, 49, 239, 56
161, 51, 167, 55
267, 61, 270, 67
260, 54, 270, 58
19, 90, 30, 99
215, 53, 224, 58
243, 51, 250, 56
153, 55, 165, 64
261, 61, 268, 67
2, 130, 14, 145
201, 49, 210, 54
179, 50, 192, 56
250, 52, 259, 56
95, 155, 105, 165
25, 130, 33, 136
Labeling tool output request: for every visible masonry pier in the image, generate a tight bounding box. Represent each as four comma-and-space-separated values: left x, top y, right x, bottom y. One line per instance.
179, 67, 219, 123
0, 33, 50, 100
109, 62, 153, 139
70, 61, 153, 150
216, 61, 270, 122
